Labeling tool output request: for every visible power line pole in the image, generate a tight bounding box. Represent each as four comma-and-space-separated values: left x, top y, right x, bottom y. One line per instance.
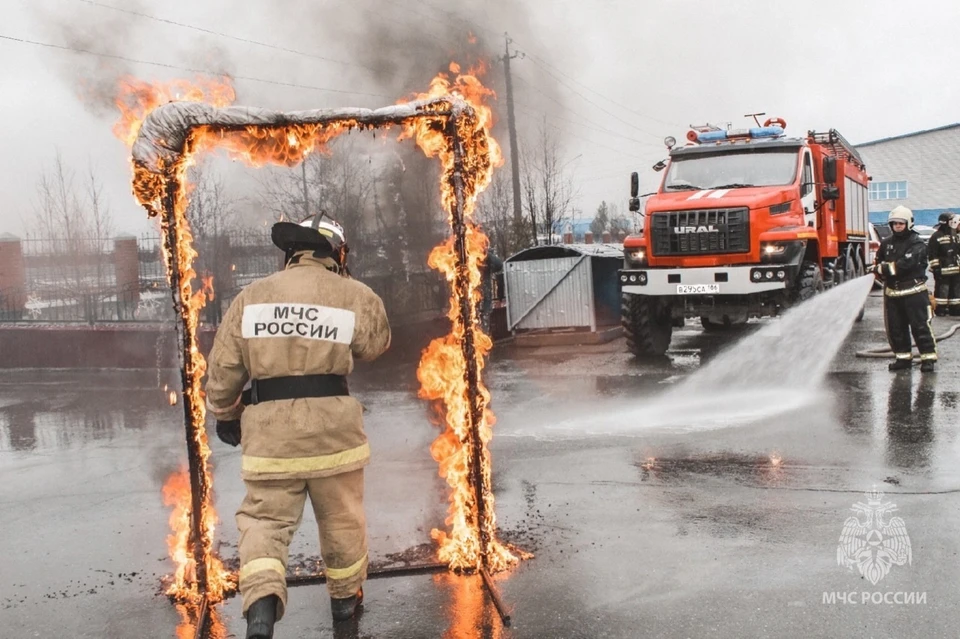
502, 34, 524, 237
301, 159, 311, 220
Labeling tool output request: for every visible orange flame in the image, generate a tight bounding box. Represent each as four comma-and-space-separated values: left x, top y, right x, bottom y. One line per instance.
114, 75, 238, 605
117, 59, 522, 608
405, 64, 521, 572
201, 274, 215, 302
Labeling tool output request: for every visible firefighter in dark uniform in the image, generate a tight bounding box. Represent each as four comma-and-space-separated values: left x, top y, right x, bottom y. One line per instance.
873, 206, 937, 372
928, 212, 960, 316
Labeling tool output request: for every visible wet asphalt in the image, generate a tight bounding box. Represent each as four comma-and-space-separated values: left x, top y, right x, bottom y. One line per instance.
2, 290, 959, 639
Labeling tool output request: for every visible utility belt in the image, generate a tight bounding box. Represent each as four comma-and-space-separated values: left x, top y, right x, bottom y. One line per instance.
241, 374, 349, 406
884, 279, 928, 298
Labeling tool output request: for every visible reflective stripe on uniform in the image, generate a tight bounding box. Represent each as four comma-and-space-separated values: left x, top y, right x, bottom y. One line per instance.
207, 393, 243, 417
242, 443, 371, 475
325, 553, 368, 581
942, 266, 960, 274
935, 298, 949, 304
239, 557, 286, 582
950, 300, 960, 305
894, 353, 913, 360
884, 283, 928, 297
887, 261, 897, 276
920, 353, 938, 361
929, 259, 941, 268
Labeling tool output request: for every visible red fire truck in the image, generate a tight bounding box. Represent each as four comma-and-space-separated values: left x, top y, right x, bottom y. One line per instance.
619, 118, 870, 357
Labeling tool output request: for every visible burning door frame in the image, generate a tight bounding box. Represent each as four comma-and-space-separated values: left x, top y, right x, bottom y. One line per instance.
126, 87, 521, 628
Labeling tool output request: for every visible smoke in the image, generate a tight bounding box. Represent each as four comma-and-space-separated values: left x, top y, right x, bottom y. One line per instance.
28, 0, 236, 117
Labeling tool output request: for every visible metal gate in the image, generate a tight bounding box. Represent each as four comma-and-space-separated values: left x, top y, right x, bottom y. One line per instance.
505, 255, 596, 332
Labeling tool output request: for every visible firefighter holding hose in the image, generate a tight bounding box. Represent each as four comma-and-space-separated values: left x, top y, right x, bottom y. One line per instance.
928, 212, 960, 317
873, 205, 937, 372
205, 216, 390, 637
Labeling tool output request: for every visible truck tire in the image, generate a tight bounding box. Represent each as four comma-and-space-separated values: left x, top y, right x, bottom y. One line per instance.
794, 261, 824, 303
622, 293, 672, 357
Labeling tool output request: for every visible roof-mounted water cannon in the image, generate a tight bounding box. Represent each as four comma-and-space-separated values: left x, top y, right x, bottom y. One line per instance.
686, 117, 787, 145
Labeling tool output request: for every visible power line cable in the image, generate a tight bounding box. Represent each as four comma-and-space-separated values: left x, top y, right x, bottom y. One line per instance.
74, 0, 379, 73
0, 33, 394, 99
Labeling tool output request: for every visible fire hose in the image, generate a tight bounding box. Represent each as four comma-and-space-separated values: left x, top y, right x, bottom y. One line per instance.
855, 319, 960, 359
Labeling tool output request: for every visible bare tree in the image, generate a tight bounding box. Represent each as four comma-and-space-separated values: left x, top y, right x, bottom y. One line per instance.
521, 121, 577, 245
476, 168, 518, 259
607, 201, 634, 239
30, 152, 115, 301
187, 166, 235, 241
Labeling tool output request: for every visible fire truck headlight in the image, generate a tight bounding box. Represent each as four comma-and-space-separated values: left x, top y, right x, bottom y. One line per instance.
752, 271, 762, 281
621, 274, 628, 283
629, 274, 637, 282
765, 271, 774, 279
777, 270, 786, 280
626, 248, 646, 265
763, 243, 787, 256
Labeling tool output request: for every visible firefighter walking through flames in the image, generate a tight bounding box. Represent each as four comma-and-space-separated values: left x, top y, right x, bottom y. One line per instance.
928, 212, 960, 316
873, 205, 937, 372
205, 216, 391, 637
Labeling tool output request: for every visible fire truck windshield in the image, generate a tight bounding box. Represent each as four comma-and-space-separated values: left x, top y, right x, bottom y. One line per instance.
663, 149, 799, 192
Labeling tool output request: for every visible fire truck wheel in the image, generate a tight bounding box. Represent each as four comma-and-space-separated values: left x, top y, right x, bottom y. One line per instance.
621, 293, 672, 357
794, 261, 825, 303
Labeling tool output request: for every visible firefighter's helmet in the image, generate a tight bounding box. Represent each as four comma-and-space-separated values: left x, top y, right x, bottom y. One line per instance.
938, 212, 953, 226
888, 205, 914, 231
950, 213, 960, 230
271, 215, 349, 269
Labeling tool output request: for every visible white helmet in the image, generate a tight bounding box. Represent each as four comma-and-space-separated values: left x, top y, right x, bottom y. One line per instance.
888, 205, 914, 230
300, 217, 345, 251
949, 213, 959, 230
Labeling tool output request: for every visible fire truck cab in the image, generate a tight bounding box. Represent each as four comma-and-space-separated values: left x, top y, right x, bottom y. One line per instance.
619, 119, 869, 358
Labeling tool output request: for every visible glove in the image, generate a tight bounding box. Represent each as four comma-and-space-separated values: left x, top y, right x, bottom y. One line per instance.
216, 419, 241, 447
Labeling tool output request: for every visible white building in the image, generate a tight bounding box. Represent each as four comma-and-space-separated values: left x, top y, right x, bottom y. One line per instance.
856, 123, 960, 227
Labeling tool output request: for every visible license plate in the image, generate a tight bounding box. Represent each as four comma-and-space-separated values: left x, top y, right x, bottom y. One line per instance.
677, 284, 720, 295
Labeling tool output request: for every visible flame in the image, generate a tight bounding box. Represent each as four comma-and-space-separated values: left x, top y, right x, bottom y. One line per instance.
113, 76, 236, 148
405, 64, 519, 572
116, 58, 520, 611
201, 274, 215, 302
161, 469, 236, 604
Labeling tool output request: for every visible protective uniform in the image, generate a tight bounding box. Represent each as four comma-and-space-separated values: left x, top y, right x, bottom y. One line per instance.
205, 217, 390, 635
928, 212, 960, 316
873, 206, 937, 372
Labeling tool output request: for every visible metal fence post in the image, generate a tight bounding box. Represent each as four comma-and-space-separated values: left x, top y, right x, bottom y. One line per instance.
0, 234, 26, 320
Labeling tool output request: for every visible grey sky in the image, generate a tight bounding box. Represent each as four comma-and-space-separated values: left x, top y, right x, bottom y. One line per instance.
2, 0, 959, 237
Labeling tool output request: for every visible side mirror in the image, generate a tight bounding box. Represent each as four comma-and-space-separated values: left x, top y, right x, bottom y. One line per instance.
630, 172, 639, 198
652, 160, 667, 173
629, 197, 641, 212
822, 156, 838, 184
821, 185, 840, 201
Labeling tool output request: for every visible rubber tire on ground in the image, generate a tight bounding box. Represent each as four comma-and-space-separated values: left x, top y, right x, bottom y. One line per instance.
794, 260, 825, 303
700, 317, 747, 332
622, 293, 673, 358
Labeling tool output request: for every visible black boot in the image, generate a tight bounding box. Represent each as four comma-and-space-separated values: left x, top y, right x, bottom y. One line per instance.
888, 359, 913, 371
331, 588, 363, 622
247, 595, 279, 639
921, 360, 936, 373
